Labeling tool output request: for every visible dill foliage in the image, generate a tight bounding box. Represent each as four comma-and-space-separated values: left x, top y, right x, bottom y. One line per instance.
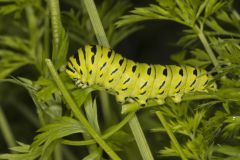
0, 0, 239, 160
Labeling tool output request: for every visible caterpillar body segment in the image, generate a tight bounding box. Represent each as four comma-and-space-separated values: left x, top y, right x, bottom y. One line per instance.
66, 45, 216, 106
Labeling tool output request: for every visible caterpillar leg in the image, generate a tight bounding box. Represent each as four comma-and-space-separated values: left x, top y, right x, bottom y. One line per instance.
117, 96, 147, 107
121, 102, 140, 114
171, 94, 183, 103
155, 99, 165, 105
138, 99, 147, 107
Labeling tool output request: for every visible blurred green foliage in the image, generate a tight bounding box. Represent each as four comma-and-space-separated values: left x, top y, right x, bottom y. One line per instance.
0, 0, 239, 160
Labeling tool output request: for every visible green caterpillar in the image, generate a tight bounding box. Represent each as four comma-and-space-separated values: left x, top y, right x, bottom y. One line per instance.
66, 45, 216, 106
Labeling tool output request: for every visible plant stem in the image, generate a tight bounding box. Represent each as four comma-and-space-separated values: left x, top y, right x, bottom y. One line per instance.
99, 92, 114, 126
128, 114, 154, 160
62, 112, 135, 146
43, 9, 50, 76
54, 144, 62, 160
82, 0, 110, 47
82, 0, 113, 127
82, 1, 153, 160
183, 94, 219, 101
156, 111, 187, 160
0, 107, 16, 149
83, 95, 99, 153
45, 59, 121, 160
25, 6, 37, 58
196, 26, 219, 68
48, 0, 61, 59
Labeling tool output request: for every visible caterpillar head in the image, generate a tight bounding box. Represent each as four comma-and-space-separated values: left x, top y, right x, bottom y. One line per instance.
65, 62, 85, 88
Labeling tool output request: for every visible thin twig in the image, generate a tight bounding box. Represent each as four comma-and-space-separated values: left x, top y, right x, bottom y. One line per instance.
128, 114, 154, 160
82, 0, 113, 127
196, 26, 219, 69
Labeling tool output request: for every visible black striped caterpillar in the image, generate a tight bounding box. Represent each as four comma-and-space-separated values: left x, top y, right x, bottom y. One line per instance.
66, 45, 216, 106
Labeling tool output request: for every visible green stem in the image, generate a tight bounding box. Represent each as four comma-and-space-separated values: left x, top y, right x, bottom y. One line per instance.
45, 59, 121, 160
25, 6, 37, 58
82, 2, 153, 160
82, 133, 98, 153
29, 90, 46, 126
83, 95, 99, 153
48, 0, 62, 59
82, 0, 110, 47
122, 93, 220, 114
196, 26, 219, 68
82, 0, 113, 127
182, 94, 219, 101
128, 114, 154, 160
156, 111, 187, 160
54, 144, 62, 160
43, 9, 50, 76
62, 112, 134, 146
121, 102, 140, 114
0, 107, 16, 149
99, 93, 114, 126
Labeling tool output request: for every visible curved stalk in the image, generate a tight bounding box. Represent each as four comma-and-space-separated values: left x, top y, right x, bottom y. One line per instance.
82, 0, 113, 127
45, 59, 121, 160
156, 111, 187, 160
82, 0, 110, 47
48, 0, 62, 59
62, 112, 134, 146
0, 107, 16, 149
195, 26, 219, 69
128, 114, 154, 160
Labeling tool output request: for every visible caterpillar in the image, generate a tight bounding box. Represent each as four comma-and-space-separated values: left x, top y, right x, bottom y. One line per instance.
66, 45, 216, 106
